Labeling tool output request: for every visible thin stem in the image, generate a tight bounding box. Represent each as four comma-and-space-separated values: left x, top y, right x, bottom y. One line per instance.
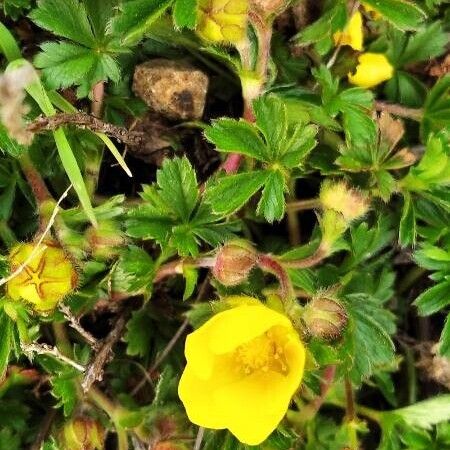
375, 101, 423, 121
280, 247, 327, 269
91, 81, 105, 118
397, 266, 426, 295
345, 377, 356, 421
154, 257, 216, 283
286, 198, 321, 212
257, 253, 295, 301
19, 153, 52, 203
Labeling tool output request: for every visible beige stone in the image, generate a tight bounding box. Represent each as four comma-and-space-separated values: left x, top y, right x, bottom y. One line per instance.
132, 59, 209, 121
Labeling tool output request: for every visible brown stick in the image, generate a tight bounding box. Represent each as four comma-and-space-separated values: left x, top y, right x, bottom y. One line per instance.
374, 101, 423, 121
28, 113, 145, 146
82, 312, 128, 393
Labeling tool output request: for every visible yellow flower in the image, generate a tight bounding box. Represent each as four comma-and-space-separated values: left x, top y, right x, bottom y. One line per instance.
348, 53, 394, 88
178, 299, 305, 445
7, 240, 77, 313
197, 0, 248, 44
333, 11, 363, 51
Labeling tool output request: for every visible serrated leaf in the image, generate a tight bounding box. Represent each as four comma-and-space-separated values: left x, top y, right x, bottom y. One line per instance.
363, 0, 426, 31
394, 395, 450, 428
157, 156, 198, 222
344, 294, 396, 383
30, 0, 95, 47
173, 0, 197, 29
256, 170, 286, 222
112, 0, 174, 46
204, 119, 267, 161
51, 371, 78, 416
206, 170, 269, 216
253, 94, 288, 159
124, 309, 153, 357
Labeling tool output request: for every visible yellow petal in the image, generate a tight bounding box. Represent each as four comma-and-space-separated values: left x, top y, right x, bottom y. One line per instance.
333, 11, 363, 51
178, 353, 238, 429
348, 53, 394, 88
207, 304, 292, 354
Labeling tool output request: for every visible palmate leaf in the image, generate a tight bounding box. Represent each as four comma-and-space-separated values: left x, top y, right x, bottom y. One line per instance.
127, 157, 238, 256
30, 0, 121, 97
34, 41, 120, 97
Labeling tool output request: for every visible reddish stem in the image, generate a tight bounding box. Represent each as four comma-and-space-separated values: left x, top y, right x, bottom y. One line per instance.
280, 247, 327, 269
257, 253, 294, 300
154, 257, 216, 283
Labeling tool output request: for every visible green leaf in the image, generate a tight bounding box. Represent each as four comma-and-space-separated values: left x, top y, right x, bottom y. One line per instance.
439, 314, 450, 357
363, 0, 426, 31
421, 76, 450, 140
280, 124, 318, 168
256, 170, 286, 222
414, 280, 450, 316
343, 294, 396, 383
183, 265, 198, 300
399, 21, 447, 65
206, 171, 269, 216
204, 118, 267, 161
0, 309, 13, 380
0, 22, 22, 61
156, 156, 198, 222
399, 193, 416, 247
394, 395, 450, 428
83, 0, 117, 37
384, 71, 427, 108
51, 370, 79, 416
30, 0, 95, 47
8, 60, 97, 225
112, 0, 174, 46
111, 246, 154, 296
173, 0, 197, 29
293, 0, 347, 54
253, 94, 288, 159
124, 309, 154, 357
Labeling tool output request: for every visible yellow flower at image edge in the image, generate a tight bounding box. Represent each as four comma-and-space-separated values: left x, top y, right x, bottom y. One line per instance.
197, 0, 248, 43
333, 11, 363, 51
348, 53, 394, 88
178, 300, 305, 445
7, 240, 77, 313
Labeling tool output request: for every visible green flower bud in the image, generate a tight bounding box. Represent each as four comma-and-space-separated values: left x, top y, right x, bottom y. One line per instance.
60, 417, 105, 450
85, 220, 126, 260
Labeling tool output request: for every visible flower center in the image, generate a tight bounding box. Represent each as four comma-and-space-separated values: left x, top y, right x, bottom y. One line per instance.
234, 329, 288, 375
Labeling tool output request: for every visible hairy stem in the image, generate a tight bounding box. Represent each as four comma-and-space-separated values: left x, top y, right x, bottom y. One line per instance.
286, 198, 321, 212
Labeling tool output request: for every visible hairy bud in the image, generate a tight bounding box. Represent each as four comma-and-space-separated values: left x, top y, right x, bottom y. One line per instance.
85, 220, 126, 260
213, 241, 258, 286
197, 0, 248, 43
302, 295, 348, 340
320, 179, 369, 223
7, 240, 77, 313
60, 417, 105, 450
